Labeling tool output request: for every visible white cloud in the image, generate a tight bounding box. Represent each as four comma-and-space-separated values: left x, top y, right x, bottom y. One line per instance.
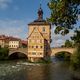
0, 0, 12, 9
51, 26, 74, 47
0, 20, 75, 47
0, 19, 28, 39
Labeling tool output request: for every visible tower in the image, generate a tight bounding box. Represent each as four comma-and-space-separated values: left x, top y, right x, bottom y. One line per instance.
27, 5, 51, 62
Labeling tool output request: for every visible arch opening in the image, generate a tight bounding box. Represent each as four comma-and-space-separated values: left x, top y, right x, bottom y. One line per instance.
51, 51, 72, 62
9, 52, 28, 60
55, 51, 71, 61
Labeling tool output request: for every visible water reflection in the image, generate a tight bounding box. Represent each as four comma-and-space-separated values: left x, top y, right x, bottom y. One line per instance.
0, 61, 74, 80
23, 64, 53, 80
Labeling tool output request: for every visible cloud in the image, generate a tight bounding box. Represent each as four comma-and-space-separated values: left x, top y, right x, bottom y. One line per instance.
0, 0, 12, 9
0, 19, 75, 47
0, 19, 28, 39
51, 26, 74, 47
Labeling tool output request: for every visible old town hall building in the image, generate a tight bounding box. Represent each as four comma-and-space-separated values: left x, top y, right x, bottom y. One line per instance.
27, 5, 51, 62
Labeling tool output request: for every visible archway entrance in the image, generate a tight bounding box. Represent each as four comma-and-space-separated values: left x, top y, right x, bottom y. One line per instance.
9, 52, 28, 60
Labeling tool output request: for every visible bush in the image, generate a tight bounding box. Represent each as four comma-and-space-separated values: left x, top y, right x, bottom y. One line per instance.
0, 47, 9, 60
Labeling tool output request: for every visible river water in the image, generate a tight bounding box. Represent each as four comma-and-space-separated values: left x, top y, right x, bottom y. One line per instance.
0, 60, 76, 80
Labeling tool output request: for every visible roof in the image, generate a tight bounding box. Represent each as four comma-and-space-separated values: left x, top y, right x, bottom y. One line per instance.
21, 40, 27, 45
0, 35, 20, 41
0, 35, 7, 40
28, 19, 51, 25
9, 37, 20, 41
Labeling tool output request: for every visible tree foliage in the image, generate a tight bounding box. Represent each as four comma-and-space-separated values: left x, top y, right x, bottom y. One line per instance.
70, 29, 80, 70
71, 29, 80, 47
0, 47, 9, 60
48, 0, 80, 35
64, 40, 73, 47
71, 46, 80, 70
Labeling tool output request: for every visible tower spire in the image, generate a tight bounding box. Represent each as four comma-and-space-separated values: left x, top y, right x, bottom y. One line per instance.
37, 4, 43, 20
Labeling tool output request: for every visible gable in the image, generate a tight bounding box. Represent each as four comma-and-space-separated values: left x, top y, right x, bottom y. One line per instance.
28, 27, 44, 40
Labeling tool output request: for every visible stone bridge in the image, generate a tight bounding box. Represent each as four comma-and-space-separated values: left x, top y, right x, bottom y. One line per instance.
9, 48, 75, 57
9, 48, 28, 56
51, 48, 75, 56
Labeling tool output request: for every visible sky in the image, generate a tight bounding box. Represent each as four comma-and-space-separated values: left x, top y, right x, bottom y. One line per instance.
0, 0, 80, 47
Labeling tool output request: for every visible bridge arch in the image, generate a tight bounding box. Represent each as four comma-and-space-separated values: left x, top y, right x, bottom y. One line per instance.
51, 48, 74, 61
51, 48, 74, 56
55, 51, 72, 56
9, 51, 28, 60
51, 51, 72, 61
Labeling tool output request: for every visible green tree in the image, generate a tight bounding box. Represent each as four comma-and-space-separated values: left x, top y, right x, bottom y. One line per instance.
70, 29, 80, 70
64, 40, 73, 47
0, 47, 9, 60
71, 46, 80, 70
71, 29, 80, 47
48, 0, 80, 35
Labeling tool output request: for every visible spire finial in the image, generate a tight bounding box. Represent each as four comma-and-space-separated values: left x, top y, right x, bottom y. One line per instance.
40, 3, 41, 8
37, 4, 43, 20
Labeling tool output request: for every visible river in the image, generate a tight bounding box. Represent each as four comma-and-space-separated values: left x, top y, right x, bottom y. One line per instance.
0, 60, 77, 80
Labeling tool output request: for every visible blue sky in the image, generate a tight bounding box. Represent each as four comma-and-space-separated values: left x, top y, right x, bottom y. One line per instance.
0, 0, 80, 47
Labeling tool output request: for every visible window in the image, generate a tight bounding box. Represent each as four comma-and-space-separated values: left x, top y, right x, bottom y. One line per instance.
32, 52, 36, 55
43, 27, 45, 32
36, 46, 38, 48
12, 45, 13, 47
41, 46, 43, 48
32, 46, 34, 48
37, 36, 39, 38
40, 53, 42, 55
